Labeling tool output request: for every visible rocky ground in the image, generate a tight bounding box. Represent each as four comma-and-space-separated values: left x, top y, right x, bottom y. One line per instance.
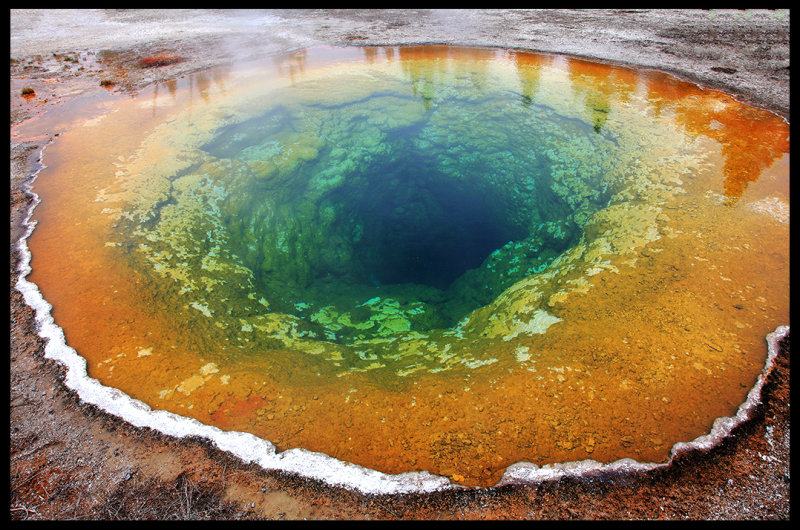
10, 9, 790, 520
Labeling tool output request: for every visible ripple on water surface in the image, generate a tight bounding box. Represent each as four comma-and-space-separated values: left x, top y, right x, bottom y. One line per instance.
23, 46, 789, 488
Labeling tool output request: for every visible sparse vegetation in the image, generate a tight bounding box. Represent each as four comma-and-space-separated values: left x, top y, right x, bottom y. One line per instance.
95, 473, 245, 520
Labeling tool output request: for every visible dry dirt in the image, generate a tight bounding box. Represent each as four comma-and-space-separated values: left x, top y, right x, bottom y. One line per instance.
10, 9, 790, 520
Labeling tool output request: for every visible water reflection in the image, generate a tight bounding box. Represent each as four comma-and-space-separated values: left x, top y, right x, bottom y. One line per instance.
146, 66, 232, 117
273, 48, 308, 86
564, 56, 638, 134
677, 100, 788, 204
362, 46, 381, 64
350, 45, 789, 202
644, 72, 789, 203
509, 49, 544, 108
392, 46, 498, 110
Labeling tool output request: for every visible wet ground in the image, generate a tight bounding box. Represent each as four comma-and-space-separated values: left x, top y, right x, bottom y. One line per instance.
10, 9, 790, 519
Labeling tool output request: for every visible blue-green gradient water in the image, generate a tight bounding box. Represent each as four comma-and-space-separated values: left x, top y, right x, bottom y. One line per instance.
185, 69, 613, 343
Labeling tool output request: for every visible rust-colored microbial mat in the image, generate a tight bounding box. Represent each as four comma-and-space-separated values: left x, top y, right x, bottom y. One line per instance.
21, 46, 789, 488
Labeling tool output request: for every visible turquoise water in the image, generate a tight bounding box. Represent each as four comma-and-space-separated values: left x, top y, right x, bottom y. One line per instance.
184, 79, 613, 342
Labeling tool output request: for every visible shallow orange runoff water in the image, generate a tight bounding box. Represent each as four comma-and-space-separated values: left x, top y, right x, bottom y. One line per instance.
20, 46, 788, 487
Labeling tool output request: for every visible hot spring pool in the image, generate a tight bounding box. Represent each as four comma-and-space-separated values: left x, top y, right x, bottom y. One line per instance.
20, 45, 789, 490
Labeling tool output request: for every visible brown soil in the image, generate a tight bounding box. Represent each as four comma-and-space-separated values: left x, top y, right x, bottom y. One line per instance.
10, 9, 790, 520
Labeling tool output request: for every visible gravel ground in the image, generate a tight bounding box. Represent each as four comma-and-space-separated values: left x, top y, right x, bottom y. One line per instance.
10, 9, 790, 520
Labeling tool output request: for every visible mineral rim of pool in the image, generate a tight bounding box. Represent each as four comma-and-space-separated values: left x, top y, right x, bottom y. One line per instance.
21, 46, 789, 488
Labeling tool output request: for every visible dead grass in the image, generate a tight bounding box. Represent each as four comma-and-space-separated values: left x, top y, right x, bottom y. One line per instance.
96, 472, 245, 520
10, 464, 248, 520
